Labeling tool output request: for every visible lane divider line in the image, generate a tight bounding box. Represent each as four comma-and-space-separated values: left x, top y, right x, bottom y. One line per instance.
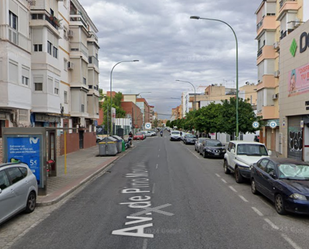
221, 179, 227, 184
156, 164, 158, 169
281, 233, 302, 249
229, 186, 237, 193
264, 218, 279, 230
239, 195, 249, 203
215, 173, 220, 178
251, 207, 264, 217
152, 183, 156, 194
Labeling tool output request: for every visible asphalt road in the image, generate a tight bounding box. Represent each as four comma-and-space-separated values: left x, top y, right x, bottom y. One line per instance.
9, 131, 309, 249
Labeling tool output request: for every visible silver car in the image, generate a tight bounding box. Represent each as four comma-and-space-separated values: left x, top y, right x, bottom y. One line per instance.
0, 162, 38, 224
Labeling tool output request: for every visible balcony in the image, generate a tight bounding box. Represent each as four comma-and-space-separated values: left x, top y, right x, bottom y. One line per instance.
70, 14, 88, 30
277, 0, 298, 21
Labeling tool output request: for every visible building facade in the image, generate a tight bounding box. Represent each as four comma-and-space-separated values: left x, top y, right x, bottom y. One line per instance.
255, 0, 309, 154
0, 0, 100, 159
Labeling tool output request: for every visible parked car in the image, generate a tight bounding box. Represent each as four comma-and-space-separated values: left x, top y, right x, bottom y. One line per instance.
133, 132, 146, 140
0, 162, 38, 224
200, 139, 226, 158
250, 157, 309, 215
183, 134, 197, 145
170, 130, 182, 141
223, 141, 271, 183
195, 138, 208, 153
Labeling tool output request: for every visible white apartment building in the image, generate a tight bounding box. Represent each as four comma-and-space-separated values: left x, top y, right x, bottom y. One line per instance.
0, 0, 99, 140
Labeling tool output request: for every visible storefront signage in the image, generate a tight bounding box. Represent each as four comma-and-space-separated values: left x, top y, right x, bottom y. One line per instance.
300, 32, 309, 53
290, 32, 309, 57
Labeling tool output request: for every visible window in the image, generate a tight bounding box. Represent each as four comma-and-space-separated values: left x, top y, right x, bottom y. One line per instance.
266, 161, 275, 174
6, 167, 25, 184
9, 11, 18, 44
47, 41, 52, 55
64, 91, 68, 104
32, 14, 43, 20
22, 76, 29, 85
83, 77, 86, 85
53, 46, 58, 58
9, 11, 18, 30
54, 80, 59, 95
81, 104, 85, 112
257, 159, 269, 171
0, 171, 10, 190
34, 44, 42, 51
35, 82, 43, 91
64, 58, 68, 71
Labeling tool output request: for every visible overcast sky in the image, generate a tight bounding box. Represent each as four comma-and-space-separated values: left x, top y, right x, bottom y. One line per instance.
79, 0, 262, 118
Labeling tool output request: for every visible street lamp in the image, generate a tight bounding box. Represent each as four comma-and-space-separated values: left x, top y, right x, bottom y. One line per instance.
109, 60, 139, 135
176, 80, 196, 111
190, 16, 239, 139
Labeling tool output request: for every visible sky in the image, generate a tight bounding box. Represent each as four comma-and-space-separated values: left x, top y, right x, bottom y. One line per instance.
79, 0, 262, 119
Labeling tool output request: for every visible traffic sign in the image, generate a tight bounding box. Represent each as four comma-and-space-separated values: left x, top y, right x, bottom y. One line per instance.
269, 121, 277, 129
145, 122, 152, 130
252, 121, 259, 129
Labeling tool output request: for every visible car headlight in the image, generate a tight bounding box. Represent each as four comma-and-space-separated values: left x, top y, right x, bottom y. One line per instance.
206, 149, 212, 152
222, 149, 226, 153
290, 193, 307, 200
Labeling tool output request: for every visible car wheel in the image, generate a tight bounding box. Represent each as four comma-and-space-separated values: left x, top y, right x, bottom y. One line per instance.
25, 191, 36, 213
275, 194, 287, 215
203, 151, 207, 158
251, 179, 259, 195
223, 160, 230, 174
235, 167, 244, 183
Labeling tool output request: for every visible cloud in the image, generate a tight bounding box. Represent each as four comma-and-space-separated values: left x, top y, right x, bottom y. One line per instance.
79, 0, 261, 118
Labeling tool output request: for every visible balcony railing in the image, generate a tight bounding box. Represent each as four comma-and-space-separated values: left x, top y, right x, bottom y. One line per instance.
280, 30, 287, 40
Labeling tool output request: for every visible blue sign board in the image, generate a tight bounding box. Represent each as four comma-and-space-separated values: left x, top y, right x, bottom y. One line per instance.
7, 136, 41, 185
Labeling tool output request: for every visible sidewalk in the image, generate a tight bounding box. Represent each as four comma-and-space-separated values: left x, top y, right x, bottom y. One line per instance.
36, 145, 129, 206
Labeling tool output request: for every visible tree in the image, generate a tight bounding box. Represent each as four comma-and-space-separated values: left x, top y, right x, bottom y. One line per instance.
194, 103, 223, 134
221, 97, 261, 136
100, 92, 126, 132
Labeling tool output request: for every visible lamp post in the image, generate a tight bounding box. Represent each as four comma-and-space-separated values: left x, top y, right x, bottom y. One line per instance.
190, 16, 239, 139
109, 60, 139, 135
176, 80, 196, 111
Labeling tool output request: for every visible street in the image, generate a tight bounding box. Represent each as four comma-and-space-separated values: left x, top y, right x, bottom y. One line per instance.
3, 131, 309, 249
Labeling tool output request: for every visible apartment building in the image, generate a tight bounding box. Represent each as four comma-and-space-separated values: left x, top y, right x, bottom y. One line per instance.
256, 0, 309, 160
0, 0, 100, 155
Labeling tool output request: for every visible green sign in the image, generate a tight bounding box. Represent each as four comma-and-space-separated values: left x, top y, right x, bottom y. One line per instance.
290, 39, 297, 57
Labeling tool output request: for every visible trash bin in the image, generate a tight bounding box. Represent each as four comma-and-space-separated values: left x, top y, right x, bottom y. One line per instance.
98, 136, 117, 156
112, 135, 123, 153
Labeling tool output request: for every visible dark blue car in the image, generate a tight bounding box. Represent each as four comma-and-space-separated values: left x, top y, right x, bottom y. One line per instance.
250, 157, 309, 215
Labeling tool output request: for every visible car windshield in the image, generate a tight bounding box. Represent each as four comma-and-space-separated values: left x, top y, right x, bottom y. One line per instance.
186, 134, 196, 138
207, 140, 222, 147
237, 144, 268, 156
136, 132, 143, 135
171, 132, 180, 135
278, 164, 309, 180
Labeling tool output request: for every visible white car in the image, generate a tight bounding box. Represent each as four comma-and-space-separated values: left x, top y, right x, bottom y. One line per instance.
223, 141, 271, 183
0, 162, 38, 224
170, 130, 182, 141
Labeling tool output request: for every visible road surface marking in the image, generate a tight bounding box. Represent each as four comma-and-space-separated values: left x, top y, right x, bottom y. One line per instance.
215, 174, 220, 177
239, 195, 248, 202
156, 164, 158, 169
142, 239, 148, 249
281, 233, 302, 249
221, 179, 227, 184
229, 186, 237, 193
152, 183, 156, 194
130, 204, 174, 217
251, 207, 264, 217
264, 218, 279, 230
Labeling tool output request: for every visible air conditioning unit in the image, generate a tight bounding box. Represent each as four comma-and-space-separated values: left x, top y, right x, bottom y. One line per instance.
68, 30, 73, 38
68, 61, 74, 70
273, 41, 279, 50
272, 94, 278, 100
293, 18, 301, 28
274, 70, 280, 78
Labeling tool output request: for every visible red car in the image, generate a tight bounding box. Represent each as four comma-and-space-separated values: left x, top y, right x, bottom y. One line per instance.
133, 132, 146, 140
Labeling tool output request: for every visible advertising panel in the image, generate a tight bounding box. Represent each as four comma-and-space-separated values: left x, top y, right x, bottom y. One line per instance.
288, 63, 309, 97
6, 136, 41, 185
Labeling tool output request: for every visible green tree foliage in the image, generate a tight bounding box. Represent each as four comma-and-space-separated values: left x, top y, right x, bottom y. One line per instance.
195, 103, 223, 133
170, 97, 261, 136
100, 92, 126, 129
